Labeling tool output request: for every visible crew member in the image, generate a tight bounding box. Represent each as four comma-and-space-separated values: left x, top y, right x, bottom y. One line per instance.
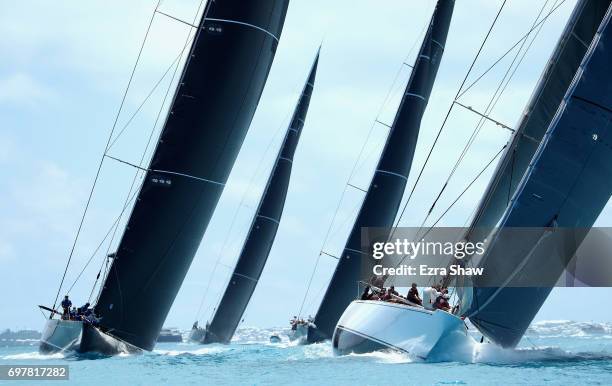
61, 295, 72, 319
407, 283, 423, 306
433, 288, 451, 311
423, 285, 442, 310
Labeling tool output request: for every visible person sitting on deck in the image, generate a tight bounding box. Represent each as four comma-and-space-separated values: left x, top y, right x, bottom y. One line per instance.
406, 283, 423, 306
381, 288, 394, 301
360, 286, 372, 300
69, 307, 77, 320
61, 295, 72, 320
388, 286, 399, 297
193, 321, 199, 330
433, 288, 451, 312
76, 303, 91, 318
82, 303, 92, 316
290, 316, 298, 331
423, 285, 442, 310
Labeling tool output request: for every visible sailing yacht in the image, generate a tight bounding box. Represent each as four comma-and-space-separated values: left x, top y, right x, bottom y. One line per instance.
304, 0, 455, 345
39, 0, 289, 355
333, 0, 612, 358
189, 50, 319, 344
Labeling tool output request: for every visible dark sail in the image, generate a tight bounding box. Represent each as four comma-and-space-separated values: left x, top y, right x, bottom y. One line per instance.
308, 0, 455, 343
465, 0, 611, 245
465, 3, 612, 348
94, 0, 289, 351
203, 51, 319, 344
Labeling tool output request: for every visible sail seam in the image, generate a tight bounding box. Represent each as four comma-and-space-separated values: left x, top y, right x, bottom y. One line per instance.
105, 154, 225, 186
404, 92, 426, 101
152, 169, 225, 186
431, 38, 444, 50
232, 272, 258, 282
204, 18, 279, 42
257, 214, 280, 224
376, 169, 408, 181
156, 11, 280, 42
571, 31, 589, 48
344, 247, 369, 256
279, 156, 293, 163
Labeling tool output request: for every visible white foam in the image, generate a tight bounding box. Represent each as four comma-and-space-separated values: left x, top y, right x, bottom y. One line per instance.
347, 350, 414, 364
153, 346, 227, 357
2, 351, 65, 360
527, 320, 612, 338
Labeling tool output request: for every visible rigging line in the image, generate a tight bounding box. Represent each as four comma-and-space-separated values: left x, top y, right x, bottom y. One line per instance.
489, 0, 558, 117
88, 255, 106, 303
389, 0, 508, 239
315, 5, 433, 259
422, 0, 551, 225
456, 0, 567, 100
388, 144, 506, 286
64, 188, 139, 295
350, 5, 434, 177
297, 251, 323, 318
453, 101, 514, 132
95, 0, 208, 307
50, 0, 162, 313
196, 45, 327, 320
101, 1, 203, 267
458, 0, 552, 157
195, 95, 296, 324
426, 0, 549, 214
107, 39, 193, 151
297, 2, 437, 316
103, 154, 224, 185
421, 144, 507, 236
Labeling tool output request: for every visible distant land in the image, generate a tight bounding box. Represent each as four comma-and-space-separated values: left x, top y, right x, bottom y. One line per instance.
0, 329, 41, 340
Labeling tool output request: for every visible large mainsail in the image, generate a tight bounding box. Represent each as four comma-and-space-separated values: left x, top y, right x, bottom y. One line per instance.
94, 0, 289, 351
308, 0, 455, 343
465, 2, 612, 348
203, 51, 319, 344
464, 0, 611, 246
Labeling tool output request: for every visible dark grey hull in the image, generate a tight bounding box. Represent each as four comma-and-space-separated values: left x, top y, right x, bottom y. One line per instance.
188, 327, 206, 343
39, 319, 140, 356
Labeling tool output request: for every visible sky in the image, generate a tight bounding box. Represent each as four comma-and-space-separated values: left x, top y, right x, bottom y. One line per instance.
1, 0, 611, 331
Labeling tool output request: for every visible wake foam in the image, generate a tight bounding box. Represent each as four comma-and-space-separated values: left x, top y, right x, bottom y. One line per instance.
347, 350, 414, 364
527, 320, 612, 338
153, 346, 228, 357
2, 351, 66, 360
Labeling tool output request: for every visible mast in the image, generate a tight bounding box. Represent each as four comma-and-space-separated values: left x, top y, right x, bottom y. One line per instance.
93, 0, 289, 351
203, 50, 320, 344
307, 0, 455, 343
465, 2, 612, 348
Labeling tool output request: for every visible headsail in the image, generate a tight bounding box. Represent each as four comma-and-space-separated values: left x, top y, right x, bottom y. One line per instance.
203, 50, 319, 344
307, 0, 455, 343
94, 0, 289, 351
465, 2, 612, 348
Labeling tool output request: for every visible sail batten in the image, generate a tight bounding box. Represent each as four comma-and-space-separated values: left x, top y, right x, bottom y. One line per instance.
203, 51, 319, 344
307, 0, 455, 343
93, 0, 289, 351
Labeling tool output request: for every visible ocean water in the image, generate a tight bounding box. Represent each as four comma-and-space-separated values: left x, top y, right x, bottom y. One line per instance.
2, 321, 612, 385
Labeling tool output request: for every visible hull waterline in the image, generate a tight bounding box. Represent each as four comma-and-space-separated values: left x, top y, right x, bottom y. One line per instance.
332, 300, 471, 359
39, 319, 141, 355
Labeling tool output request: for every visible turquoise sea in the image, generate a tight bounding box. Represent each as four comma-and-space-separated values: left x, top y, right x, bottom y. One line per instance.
2, 320, 612, 385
